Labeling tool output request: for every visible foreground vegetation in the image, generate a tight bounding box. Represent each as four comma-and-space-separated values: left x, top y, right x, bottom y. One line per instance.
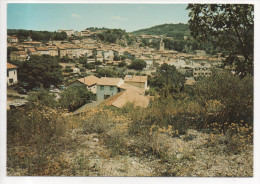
7, 70, 253, 176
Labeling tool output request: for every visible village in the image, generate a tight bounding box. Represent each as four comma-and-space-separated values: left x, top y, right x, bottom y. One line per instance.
7, 28, 224, 110
4, 3, 255, 178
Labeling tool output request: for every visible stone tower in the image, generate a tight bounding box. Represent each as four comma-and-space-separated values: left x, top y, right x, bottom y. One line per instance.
159, 38, 164, 51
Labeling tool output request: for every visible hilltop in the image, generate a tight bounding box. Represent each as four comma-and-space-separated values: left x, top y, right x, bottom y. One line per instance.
132, 23, 190, 38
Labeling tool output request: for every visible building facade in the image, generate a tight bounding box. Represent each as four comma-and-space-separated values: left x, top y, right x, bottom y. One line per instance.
7, 62, 18, 86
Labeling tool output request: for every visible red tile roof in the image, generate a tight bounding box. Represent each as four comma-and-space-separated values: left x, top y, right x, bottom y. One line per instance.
77, 75, 99, 86
124, 75, 148, 83
97, 77, 123, 86
7, 62, 18, 69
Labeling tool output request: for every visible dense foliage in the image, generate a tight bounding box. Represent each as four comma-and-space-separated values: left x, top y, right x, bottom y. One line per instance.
187, 4, 254, 77
7, 46, 18, 60
59, 85, 95, 112
128, 59, 147, 71
8, 29, 68, 42
97, 29, 132, 46
18, 55, 63, 88
132, 23, 190, 38
193, 69, 253, 126
96, 68, 122, 78
149, 64, 185, 96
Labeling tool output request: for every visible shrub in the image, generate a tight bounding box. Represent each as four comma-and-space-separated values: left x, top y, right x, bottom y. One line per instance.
194, 69, 253, 127
59, 85, 95, 112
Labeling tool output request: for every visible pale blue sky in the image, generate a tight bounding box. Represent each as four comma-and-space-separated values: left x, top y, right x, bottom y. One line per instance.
7, 4, 189, 32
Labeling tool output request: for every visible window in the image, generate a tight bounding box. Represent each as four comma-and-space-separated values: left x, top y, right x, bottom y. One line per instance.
110, 86, 114, 91
100, 85, 104, 90
104, 95, 111, 99
14, 70, 16, 74
7, 71, 9, 77
9, 78, 13, 84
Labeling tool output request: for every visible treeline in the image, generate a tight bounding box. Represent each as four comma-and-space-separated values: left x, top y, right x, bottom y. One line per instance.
97, 29, 133, 46
132, 23, 190, 38
7, 29, 68, 42
163, 38, 220, 54
139, 37, 220, 54
85, 27, 109, 31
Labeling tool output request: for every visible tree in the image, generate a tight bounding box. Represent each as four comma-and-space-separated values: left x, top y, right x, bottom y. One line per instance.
187, 4, 254, 77
60, 56, 71, 63
18, 55, 63, 88
95, 60, 102, 65
128, 59, 146, 71
96, 68, 119, 78
118, 61, 127, 68
149, 63, 185, 96
59, 85, 95, 111
54, 31, 67, 40
114, 55, 120, 61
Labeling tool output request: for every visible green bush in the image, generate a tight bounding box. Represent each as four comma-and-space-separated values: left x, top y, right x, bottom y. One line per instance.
59, 85, 95, 112
193, 69, 253, 127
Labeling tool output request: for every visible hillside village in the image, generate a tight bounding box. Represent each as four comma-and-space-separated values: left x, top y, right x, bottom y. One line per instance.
6, 20, 253, 176
7, 27, 225, 109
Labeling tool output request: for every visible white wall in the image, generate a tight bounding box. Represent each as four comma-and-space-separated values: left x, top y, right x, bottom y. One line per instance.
97, 85, 119, 101
7, 69, 18, 86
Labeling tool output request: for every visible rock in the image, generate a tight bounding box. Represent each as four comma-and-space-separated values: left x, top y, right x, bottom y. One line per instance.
93, 138, 99, 142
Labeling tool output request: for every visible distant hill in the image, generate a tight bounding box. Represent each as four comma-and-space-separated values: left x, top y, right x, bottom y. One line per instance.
132, 23, 190, 38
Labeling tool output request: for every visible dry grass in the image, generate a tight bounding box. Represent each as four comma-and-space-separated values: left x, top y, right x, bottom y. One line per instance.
7, 98, 253, 176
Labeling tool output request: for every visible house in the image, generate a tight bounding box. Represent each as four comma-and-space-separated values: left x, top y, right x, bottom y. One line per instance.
101, 88, 150, 108
68, 75, 99, 94
23, 41, 42, 47
66, 45, 82, 58
87, 58, 96, 63
103, 50, 114, 61
7, 62, 18, 86
190, 57, 208, 64
7, 36, 19, 43
48, 46, 59, 57
72, 67, 80, 73
27, 48, 39, 55
96, 55, 104, 62
10, 51, 28, 61
58, 30, 75, 37
82, 47, 94, 56
78, 75, 99, 94
193, 67, 212, 78
124, 75, 148, 90
35, 47, 49, 55
96, 49, 103, 56
96, 77, 124, 101
58, 45, 67, 58
80, 30, 91, 37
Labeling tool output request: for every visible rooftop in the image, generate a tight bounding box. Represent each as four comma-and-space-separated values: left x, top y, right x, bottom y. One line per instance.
36, 47, 49, 51
97, 77, 123, 86
77, 75, 99, 87
101, 88, 149, 108
124, 75, 148, 83
7, 62, 18, 69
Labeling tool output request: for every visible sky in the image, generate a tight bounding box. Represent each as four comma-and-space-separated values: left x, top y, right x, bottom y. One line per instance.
7, 3, 189, 32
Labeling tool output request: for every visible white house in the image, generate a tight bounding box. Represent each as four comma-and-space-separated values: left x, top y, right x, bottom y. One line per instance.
124, 75, 148, 90
96, 77, 124, 101
7, 62, 18, 86
72, 67, 80, 73
68, 75, 99, 94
